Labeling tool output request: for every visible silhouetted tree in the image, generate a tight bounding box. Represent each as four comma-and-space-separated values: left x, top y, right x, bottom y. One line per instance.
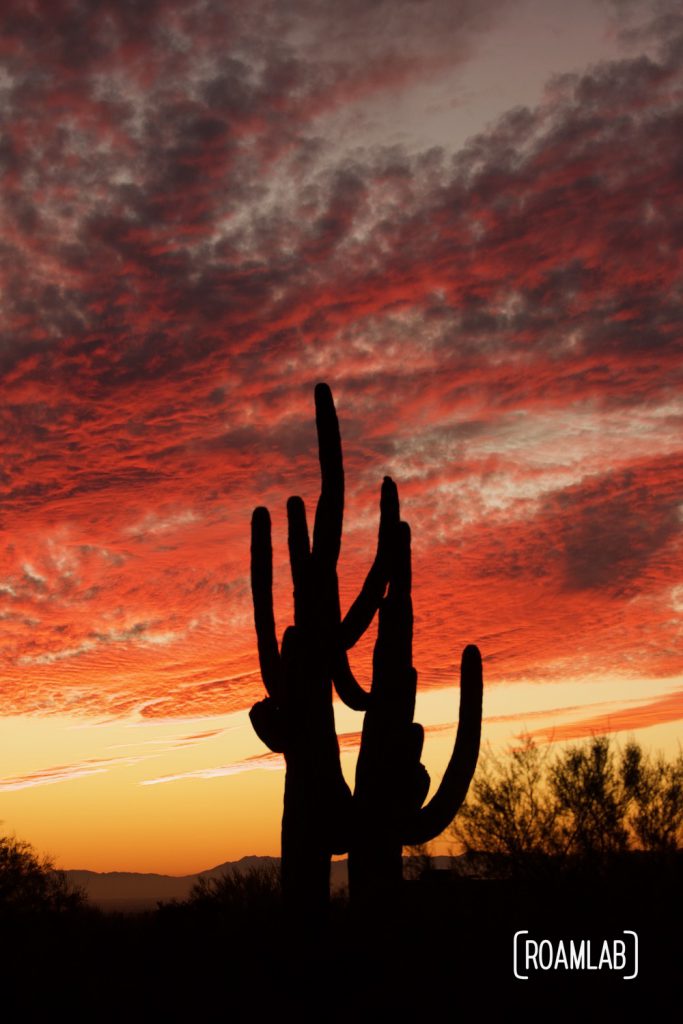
621, 741, 683, 852
0, 833, 84, 913
549, 735, 629, 863
450, 735, 683, 878
449, 736, 558, 878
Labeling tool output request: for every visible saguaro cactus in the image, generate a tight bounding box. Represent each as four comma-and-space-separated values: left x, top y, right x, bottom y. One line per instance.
250, 383, 483, 914
349, 509, 483, 903
249, 383, 394, 918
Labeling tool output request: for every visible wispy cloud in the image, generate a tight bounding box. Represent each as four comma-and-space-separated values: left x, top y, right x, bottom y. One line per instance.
526, 688, 683, 744
0, 755, 149, 792
141, 751, 284, 785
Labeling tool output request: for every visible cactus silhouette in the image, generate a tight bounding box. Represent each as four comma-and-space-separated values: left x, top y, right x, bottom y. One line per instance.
349, 505, 483, 904
249, 383, 395, 919
250, 382, 482, 915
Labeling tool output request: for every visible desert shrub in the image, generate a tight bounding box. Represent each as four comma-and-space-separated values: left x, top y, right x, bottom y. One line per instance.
549, 736, 629, 861
0, 833, 85, 913
621, 741, 683, 852
182, 862, 281, 920
404, 843, 435, 880
450, 735, 683, 878
450, 736, 559, 877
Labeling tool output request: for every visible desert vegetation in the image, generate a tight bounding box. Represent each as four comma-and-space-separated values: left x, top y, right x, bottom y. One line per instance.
0, 833, 85, 914
449, 734, 683, 878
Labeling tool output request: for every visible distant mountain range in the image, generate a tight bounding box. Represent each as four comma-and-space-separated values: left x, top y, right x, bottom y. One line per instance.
65, 855, 454, 910
65, 856, 345, 911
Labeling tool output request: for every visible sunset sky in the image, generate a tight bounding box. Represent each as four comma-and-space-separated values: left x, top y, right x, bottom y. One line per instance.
1, 0, 681, 875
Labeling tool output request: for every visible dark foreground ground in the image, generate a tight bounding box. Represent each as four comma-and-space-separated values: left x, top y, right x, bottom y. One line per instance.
2, 863, 679, 1021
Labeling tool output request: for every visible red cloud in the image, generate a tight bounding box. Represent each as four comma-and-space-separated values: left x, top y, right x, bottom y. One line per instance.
526, 689, 683, 744
0, 1, 681, 741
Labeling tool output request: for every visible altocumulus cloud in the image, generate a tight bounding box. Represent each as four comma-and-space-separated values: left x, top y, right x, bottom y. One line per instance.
0, 0, 680, 738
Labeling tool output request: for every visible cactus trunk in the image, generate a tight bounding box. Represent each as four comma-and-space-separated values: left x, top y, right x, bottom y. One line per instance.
349, 519, 483, 905
277, 625, 351, 919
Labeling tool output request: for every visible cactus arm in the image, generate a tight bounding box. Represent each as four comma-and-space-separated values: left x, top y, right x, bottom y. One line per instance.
279, 624, 299, 697
388, 521, 413, 709
287, 496, 310, 628
311, 382, 371, 711
330, 477, 401, 710
330, 649, 371, 711
340, 476, 399, 650
404, 723, 431, 810
368, 520, 414, 715
251, 506, 283, 702
401, 644, 483, 845
249, 698, 285, 753
312, 382, 344, 572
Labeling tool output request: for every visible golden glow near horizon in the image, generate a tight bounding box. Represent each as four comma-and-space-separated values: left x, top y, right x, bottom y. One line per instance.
1, 672, 680, 875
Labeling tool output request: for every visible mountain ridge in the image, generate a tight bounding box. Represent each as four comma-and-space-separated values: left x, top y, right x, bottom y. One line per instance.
65, 855, 453, 910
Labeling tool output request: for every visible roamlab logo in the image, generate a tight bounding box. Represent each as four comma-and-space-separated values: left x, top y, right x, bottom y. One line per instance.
513, 930, 639, 980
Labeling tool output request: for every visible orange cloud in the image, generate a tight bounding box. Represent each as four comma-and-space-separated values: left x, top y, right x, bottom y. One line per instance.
0, 0, 680, 750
